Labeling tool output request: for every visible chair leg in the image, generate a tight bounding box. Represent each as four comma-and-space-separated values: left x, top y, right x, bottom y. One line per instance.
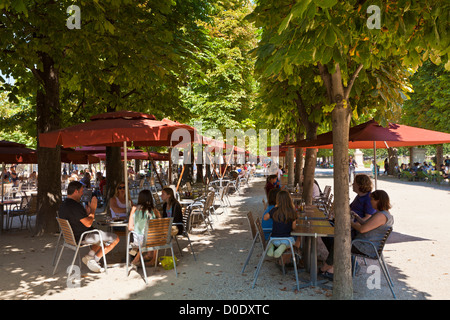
67, 245, 81, 277
52, 232, 62, 266
126, 232, 131, 276
140, 245, 148, 285
171, 246, 178, 278
53, 245, 65, 275
241, 234, 258, 274
185, 233, 197, 261
288, 242, 300, 292
252, 241, 271, 289
352, 255, 358, 278
174, 236, 183, 257
96, 232, 107, 274
379, 254, 395, 287
378, 255, 396, 299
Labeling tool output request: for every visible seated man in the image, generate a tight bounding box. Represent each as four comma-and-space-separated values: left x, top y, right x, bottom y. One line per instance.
59, 181, 120, 273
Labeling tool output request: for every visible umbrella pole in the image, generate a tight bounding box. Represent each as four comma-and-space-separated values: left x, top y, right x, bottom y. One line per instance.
373, 141, 378, 190
176, 164, 185, 192
124, 141, 129, 214
168, 148, 172, 185
151, 158, 164, 188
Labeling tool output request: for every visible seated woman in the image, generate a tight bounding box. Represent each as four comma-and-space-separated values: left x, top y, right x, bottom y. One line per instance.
161, 187, 183, 236
109, 182, 133, 220
261, 188, 280, 240
128, 189, 161, 267
263, 190, 300, 264
351, 190, 394, 257
320, 190, 394, 280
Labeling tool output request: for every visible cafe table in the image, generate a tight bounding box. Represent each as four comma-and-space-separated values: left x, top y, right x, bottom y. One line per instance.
0, 198, 22, 235
290, 192, 302, 202
291, 220, 334, 289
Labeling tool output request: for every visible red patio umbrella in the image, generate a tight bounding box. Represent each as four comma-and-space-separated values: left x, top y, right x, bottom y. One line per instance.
39, 111, 175, 148
39, 111, 198, 211
61, 148, 100, 164
287, 120, 450, 188
148, 152, 169, 161
0, 140, 37, 164
288, 120, 450, 149
94, 150, 149, 161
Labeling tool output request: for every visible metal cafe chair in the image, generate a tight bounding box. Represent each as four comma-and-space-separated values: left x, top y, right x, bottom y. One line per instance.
126, 217, 177, 284
351, 227, 396, 299
53, 217, 107, 276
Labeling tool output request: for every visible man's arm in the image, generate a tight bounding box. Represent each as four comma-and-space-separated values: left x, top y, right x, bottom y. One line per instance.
80, 197, 97, 228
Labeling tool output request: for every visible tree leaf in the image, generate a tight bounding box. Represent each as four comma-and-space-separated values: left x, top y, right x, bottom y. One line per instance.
291, 0, 312, 19
278, 13, 293, 34
324, 26, 337, 47
313, 0, 338, 9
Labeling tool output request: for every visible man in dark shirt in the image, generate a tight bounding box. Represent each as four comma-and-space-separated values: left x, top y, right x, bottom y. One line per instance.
59, 181, 119, 273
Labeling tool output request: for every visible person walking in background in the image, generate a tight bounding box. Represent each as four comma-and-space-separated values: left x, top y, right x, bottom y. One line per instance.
349, 155, 357, 184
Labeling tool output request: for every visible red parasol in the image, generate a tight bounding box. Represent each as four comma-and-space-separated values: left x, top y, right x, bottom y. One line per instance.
39, 111, 199, 210
0, 140, 37, 164
286, 120, 450, 188
39, 111, 174, 148
288, 120, 450, 149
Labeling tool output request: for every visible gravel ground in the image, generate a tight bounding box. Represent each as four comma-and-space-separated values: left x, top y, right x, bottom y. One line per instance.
1, 169, 449, 301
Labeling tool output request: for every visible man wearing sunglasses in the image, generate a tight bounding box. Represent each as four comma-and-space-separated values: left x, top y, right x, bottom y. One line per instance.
59, 181, 120, 273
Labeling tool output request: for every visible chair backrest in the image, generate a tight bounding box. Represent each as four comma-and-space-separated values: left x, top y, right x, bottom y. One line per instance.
254, 217, 267, 250
323, 185, 331, 199
19, 193, 30, 208
203, 191, 215, 214
325, 194, 334, 214
56, 217, 78, 247
180, 207, 191, 235
377, 227, 393, 256
152, 192, 162, 208
246, 211, 257, 240
219, 185, 229, 202
27, 194, 38, 215
144, 217, 173, 250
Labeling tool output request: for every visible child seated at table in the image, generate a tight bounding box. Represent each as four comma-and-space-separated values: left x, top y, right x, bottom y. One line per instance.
128, 189, 161, 267
264, 175, 278, 199
264, 190, 300, 263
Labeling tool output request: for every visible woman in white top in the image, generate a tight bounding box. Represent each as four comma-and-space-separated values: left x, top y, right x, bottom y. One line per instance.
109, 182, 133, 219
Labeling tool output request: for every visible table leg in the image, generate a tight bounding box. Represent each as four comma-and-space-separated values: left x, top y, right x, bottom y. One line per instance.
297, 235, 332, 290
310, 237, 318, 286
302, 236, 311, 273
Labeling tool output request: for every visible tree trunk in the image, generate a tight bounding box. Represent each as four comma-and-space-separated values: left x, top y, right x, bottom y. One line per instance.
294, 92, 319, 205
329, 64, 353, 299
302, 148, 317, 205
436, 144, 443, 168
388, 147, 398, 175
287, 147, 295, 188
105, 146, 123, 201
294, 132, 305, 186
34, 52, 62, 236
